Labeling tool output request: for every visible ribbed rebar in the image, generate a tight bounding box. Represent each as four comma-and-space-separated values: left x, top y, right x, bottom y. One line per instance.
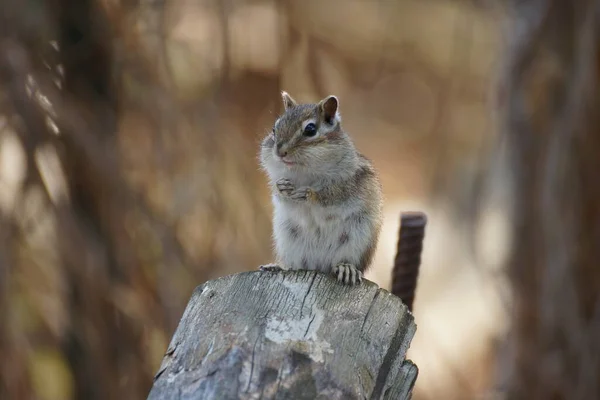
391, 212, 427, 312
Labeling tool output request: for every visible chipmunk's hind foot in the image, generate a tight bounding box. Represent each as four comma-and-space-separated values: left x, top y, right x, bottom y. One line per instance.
333, 263, 363, 286
259, 263, 284, 272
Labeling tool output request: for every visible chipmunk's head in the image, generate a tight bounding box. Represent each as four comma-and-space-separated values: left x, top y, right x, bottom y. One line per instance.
260, 91, 356, 177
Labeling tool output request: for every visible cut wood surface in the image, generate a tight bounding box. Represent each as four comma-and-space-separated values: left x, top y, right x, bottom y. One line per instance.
148, 270, 418, 400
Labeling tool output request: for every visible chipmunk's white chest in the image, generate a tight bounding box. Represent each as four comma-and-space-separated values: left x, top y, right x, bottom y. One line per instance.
271, 196, 367, 272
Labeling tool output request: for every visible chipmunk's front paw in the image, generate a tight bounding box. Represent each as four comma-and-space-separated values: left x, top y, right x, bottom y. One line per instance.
276, 179, 313, 201
276, 178, 295, 196
333, 263, 363, 286
288, 187, 312, 201
259, 263, 284, 272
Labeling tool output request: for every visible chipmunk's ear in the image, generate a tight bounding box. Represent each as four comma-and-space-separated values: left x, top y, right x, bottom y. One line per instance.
319, 95, 339, 124
281, 91, 297, 111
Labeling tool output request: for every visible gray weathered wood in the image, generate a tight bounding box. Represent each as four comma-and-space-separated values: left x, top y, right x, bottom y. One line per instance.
148, 270, 418, 400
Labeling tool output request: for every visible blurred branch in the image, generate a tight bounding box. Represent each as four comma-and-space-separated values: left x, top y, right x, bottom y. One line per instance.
1, 36, 197, 284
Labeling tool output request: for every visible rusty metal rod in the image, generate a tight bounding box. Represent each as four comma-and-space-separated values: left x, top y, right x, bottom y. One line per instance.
392, 212, 427, 312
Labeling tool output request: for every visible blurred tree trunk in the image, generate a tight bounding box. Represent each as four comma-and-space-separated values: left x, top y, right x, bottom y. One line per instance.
54, 0, 149, 398
1, 0, 152, 397
499, 0, 600, 398
0, 0, 277, 398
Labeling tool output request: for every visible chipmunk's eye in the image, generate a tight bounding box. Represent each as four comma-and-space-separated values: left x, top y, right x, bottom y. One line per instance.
303, 123, 317, 137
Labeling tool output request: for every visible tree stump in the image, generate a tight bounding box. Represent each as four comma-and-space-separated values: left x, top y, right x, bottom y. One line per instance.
148, 270, 418, 400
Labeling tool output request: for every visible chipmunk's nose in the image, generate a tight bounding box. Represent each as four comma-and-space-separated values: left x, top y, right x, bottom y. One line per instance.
276, 144, 288, 158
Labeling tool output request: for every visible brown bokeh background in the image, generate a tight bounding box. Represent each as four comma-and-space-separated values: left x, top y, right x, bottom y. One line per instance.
1, 0, 599, 399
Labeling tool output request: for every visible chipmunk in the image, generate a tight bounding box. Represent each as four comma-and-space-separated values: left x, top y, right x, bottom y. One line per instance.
258, 92, 383, 285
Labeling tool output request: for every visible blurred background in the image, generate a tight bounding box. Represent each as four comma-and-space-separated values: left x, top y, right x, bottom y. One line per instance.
1, 0, 599, 399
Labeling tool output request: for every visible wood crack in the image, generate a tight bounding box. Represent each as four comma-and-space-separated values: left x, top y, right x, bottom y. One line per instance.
361, 290, 381, 333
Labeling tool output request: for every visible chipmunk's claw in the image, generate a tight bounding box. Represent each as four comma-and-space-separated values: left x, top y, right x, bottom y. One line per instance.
333, 263, 363, 286
259, 263, 284, 272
